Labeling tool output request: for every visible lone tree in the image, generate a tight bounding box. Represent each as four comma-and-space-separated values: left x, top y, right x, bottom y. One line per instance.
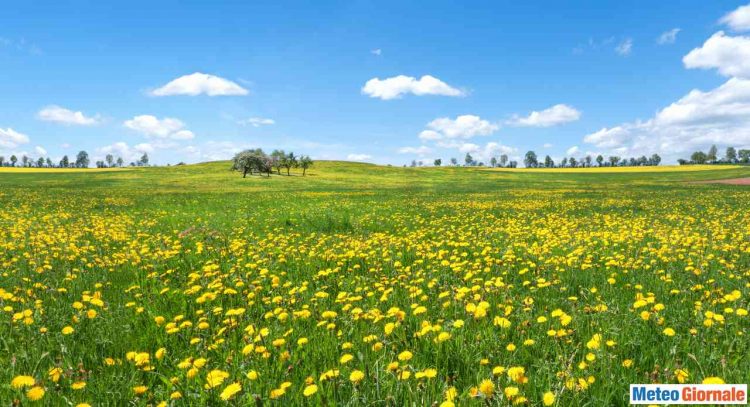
524, 151, 538, 168
10, 155, 17, 167
650, 153, 662, 166
434, 158, 442, 167
596, 155, 604, 167
75, 151, 90, 168
464, 153, 473, 166
281, 152, 297, 175
544, 155, 554, 168
299, 155, 313, 176
138, 153, 149, 167
707, 145, 718, 163
450, 157, 458, 166
271, 149, 285, 174
726, 147, 737, 163
490, 157, 497, 167
500, 154, 508, 168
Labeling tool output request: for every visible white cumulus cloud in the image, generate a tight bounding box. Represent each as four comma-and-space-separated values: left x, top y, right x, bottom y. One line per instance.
361, 75, 465, 100
683, 31, 750, 78
0, 128, 30, 148
151, 72, 248, 96
583, 126, 631, 149
397, 146, 432, 155
37, 105, 100, 126
124, 115, 195, 140
34, 146, 47, 156
582, 78, 750, 158
720, 3, 750, 32
508, 104, 581, 127
347, 153, 372, 161
584, 28, 750, 161
420, 115, 499, 141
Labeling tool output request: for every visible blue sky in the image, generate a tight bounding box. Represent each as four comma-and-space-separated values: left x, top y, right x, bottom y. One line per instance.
2, 0, 750, 165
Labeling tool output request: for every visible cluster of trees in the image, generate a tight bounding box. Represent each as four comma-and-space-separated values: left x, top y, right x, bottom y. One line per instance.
0, 151, 151, 168
95, 153, 150, 168
523, 151, 661, 168
412, 154, 520, 168
0, 151, 91, 168
679, 145, 750, 165
232, 149, 313, 177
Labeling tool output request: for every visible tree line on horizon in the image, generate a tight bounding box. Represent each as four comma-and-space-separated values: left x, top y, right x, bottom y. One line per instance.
521, 151, 662, 168
412, 151, 662, 168
678, 145, 750, 165
0, 151, 151, 168
411, 154, 520, 168
232, 149, 313, 177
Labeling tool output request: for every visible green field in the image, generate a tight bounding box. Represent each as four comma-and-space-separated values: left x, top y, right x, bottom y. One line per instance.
2, 162, 749, 406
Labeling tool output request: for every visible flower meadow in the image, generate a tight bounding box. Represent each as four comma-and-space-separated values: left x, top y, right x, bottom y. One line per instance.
1, 162, 749, 405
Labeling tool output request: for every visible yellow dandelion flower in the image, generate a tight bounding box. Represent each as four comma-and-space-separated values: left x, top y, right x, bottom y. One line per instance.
303, 384, 318, 397
479, 379, 495, 397
504, 386, 519, 398
26, 386, 45, 401
350, 370, 365, 383
340, 353, 354, 364
674, 369, 689, 384
11, 375, 35, 389
398, 350, 413, 361
71, 381, 87, 390
219, 382, 242, 401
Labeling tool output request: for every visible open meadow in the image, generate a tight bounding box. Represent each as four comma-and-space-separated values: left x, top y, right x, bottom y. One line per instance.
2, 162, 750, 406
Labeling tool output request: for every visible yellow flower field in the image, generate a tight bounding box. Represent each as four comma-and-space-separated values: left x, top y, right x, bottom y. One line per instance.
1, 161, 749, 405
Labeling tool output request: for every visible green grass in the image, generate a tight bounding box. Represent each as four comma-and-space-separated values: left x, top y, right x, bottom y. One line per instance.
1, 161, 749, 406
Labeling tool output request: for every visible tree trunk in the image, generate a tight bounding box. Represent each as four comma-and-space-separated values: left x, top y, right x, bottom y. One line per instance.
287, 168, 290, 176
303, 168, 306, 176
243, 168, 248, 178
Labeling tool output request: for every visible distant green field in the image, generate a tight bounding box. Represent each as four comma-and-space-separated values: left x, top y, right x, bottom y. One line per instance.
1, 162, 749, 406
